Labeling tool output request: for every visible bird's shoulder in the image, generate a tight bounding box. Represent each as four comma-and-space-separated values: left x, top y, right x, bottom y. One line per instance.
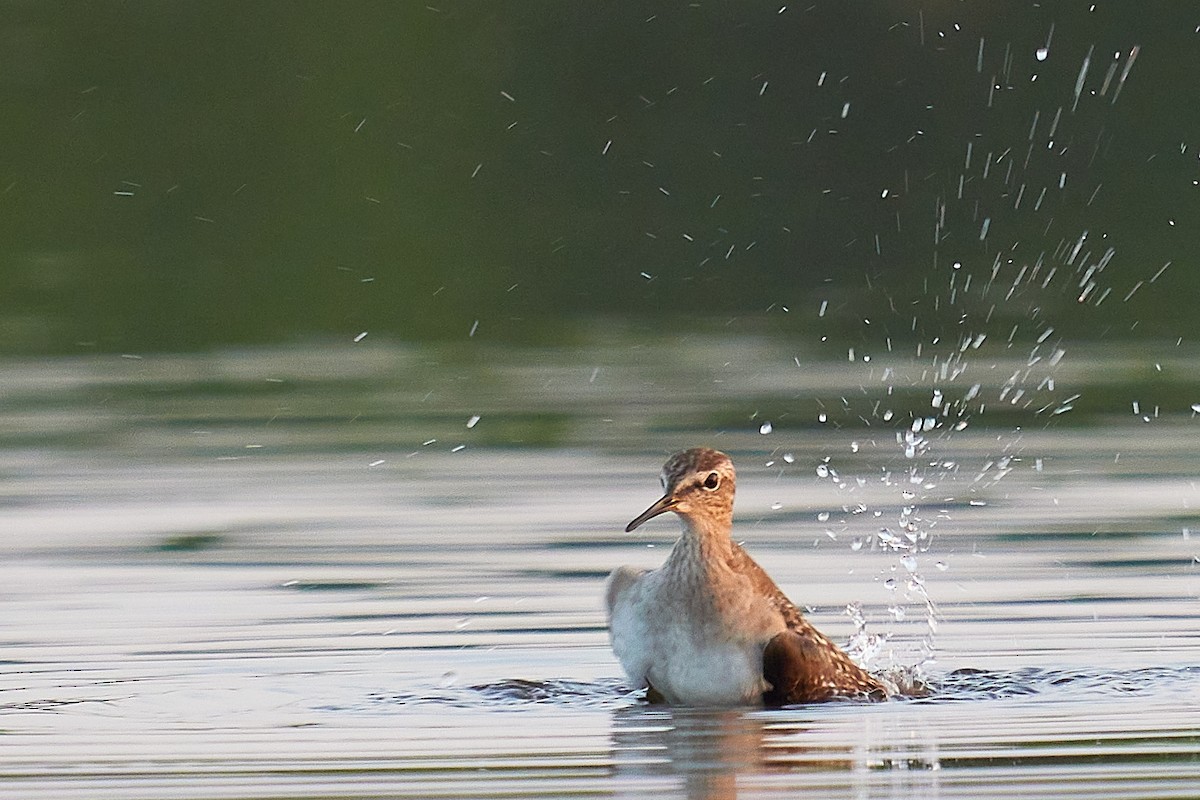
724, 541, 808, 630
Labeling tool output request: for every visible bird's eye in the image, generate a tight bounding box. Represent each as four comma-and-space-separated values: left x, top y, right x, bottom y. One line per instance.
703, 472, 720, 490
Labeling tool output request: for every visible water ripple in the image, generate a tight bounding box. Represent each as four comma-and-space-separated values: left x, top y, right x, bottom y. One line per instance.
371, 665, 1200, 711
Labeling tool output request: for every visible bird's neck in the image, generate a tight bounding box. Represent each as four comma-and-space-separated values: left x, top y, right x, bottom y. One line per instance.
665, 515, 734, 579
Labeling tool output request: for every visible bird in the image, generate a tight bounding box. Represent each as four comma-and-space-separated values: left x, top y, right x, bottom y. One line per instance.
605, 447, 887, 707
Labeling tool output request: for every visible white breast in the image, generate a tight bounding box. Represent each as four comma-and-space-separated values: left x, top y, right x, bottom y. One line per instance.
607, 566, 778, 706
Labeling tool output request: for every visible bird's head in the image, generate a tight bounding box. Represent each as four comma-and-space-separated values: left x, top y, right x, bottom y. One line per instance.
625, 447, 737, 533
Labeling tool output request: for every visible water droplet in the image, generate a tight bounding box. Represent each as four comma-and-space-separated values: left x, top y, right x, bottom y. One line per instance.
759, 421, 773, 435
770, 502, 783, 511
466, 414, 481, 428
1036, 46, 1049, 61
817, 511, 830, 522
883, 409, 894, 421
816, 464, 830, 478
850, 441, 860, 453
818, 412, 828, 423
935, 560, 949, 571
850, 538, 864, 552
783, 452, 795, 463
900, 555, 918, 572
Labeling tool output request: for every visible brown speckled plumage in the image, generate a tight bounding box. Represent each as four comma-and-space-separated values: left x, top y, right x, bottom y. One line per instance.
606, 447, 887, 706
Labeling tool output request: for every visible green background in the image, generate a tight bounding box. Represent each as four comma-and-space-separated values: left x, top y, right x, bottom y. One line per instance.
2, 1, 1195, 353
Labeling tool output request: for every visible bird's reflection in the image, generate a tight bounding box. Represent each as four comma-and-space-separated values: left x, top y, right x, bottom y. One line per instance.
609, 705, 837, 800
609, 706, 756, 800
608, 701, 945, 800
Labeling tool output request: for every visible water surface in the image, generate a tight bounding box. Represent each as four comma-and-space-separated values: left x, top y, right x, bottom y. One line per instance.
2, 340, 1199, 798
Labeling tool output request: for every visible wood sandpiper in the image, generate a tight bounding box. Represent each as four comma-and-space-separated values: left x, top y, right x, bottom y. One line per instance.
606, 447, 888, 706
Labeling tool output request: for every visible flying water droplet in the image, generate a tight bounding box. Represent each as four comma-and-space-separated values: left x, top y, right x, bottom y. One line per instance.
759, 421, 773, 435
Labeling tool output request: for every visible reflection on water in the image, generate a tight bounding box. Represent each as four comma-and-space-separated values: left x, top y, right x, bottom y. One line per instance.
613, 708, 768, 800
2, 341, 1199, 798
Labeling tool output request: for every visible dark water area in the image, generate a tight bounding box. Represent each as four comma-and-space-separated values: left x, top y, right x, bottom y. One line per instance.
2, 341, 1198, 798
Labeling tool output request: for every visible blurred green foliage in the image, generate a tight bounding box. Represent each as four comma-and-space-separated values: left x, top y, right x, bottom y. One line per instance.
1, 1, 1196, 353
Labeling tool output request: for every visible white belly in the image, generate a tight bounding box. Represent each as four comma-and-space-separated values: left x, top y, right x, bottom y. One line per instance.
648, 634, 766, 706
608, 569, 774, 706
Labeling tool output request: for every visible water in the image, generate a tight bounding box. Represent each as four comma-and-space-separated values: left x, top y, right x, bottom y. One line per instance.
3, 339, 1199, 798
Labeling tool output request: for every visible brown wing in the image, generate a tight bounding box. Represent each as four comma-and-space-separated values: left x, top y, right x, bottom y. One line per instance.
727, 543, 887, 705
761, 628, 887, 705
